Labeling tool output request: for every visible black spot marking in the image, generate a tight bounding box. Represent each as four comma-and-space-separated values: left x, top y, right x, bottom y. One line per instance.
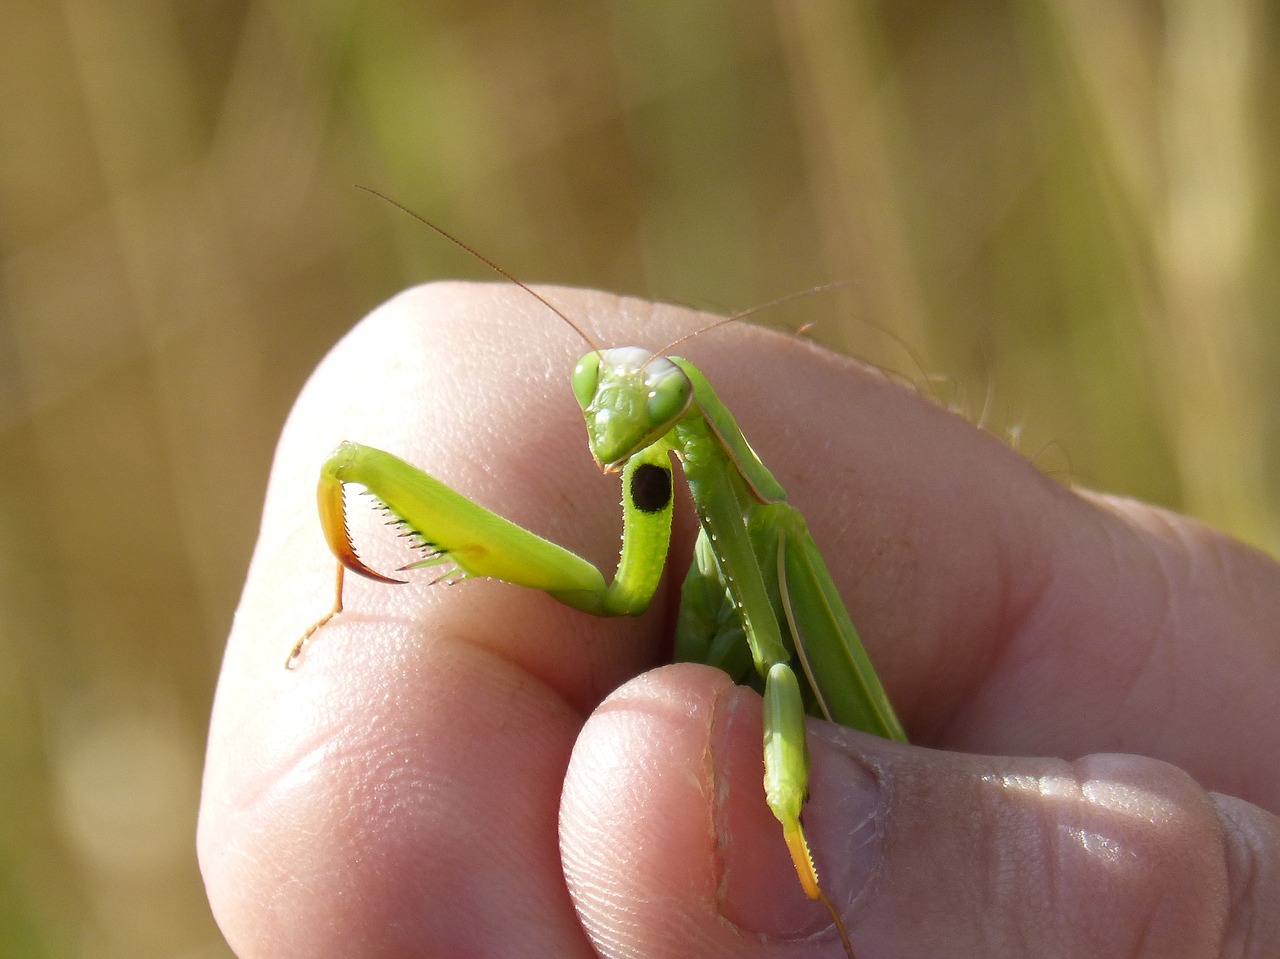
630, 463, 672, 514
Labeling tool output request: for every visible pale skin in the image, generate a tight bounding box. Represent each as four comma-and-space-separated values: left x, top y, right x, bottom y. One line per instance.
200, 283, 1280, 958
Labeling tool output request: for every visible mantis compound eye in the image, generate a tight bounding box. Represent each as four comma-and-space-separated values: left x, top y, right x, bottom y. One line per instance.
571, 352, 602, 410
644, 361, 692, 431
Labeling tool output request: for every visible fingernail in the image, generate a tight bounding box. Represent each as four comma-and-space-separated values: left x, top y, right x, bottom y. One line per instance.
712, 685, 884, 942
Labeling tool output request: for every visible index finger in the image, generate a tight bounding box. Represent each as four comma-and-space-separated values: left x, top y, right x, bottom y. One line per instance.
200, 283, 678, 958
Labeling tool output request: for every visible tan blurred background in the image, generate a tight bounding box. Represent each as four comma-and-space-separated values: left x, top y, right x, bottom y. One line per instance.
1, 2, 1276, 956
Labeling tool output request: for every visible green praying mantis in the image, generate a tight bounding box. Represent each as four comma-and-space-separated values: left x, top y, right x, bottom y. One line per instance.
294, 194, 907, 958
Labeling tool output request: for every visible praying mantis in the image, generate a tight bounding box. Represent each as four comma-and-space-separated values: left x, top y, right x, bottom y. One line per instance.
295, 193, 907, 958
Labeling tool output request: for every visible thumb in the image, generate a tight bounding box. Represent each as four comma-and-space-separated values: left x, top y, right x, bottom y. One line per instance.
560, 664, 1277, 959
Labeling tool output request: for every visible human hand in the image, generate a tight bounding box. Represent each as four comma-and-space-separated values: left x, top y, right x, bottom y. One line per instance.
199, 283, 1279, 957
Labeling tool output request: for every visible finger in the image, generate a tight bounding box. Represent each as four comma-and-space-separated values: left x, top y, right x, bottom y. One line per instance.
563, 664, 1280, 959
926, 487, 1280, 809
199, 282, 691, 958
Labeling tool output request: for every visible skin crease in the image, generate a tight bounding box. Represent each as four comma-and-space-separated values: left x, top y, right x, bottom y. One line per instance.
199, 282, 1280, 959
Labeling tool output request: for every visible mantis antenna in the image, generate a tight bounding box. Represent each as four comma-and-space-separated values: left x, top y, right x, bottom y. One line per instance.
644, 282, 853, 368
354, 185, 603, 355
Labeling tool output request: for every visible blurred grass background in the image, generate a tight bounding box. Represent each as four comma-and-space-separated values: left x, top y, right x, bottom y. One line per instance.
1, 1, 1276, 956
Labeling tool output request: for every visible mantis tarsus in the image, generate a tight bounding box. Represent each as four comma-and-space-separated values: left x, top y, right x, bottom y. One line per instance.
296, 194, 907, 958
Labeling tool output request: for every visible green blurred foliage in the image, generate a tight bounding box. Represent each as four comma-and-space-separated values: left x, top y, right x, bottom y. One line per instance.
0, 1, 1275, 956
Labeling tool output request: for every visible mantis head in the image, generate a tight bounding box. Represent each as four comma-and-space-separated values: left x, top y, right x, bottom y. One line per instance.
572, 348, 693, 471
